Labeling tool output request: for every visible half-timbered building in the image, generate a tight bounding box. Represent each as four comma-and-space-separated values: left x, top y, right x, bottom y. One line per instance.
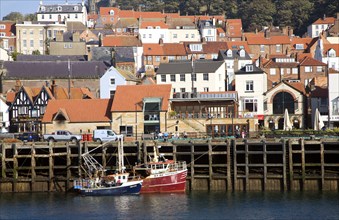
8, 83, 95, 134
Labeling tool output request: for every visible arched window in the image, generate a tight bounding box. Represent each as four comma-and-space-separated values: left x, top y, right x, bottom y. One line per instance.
273, 92, 295, 114
109, 10, 114, 15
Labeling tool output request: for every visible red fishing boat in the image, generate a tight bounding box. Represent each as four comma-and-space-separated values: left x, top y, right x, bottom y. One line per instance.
133, 145, 187, 193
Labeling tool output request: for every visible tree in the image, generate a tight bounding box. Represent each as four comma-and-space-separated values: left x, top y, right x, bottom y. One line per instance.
11, 51, 21, 61
32, 50, 41, 55
163, 0, 180, 13
2, 12, 24, 22
179, 0, 202, 15
24, 13, 37, 22
238, 0, 276, 32
200, 0, 225, 15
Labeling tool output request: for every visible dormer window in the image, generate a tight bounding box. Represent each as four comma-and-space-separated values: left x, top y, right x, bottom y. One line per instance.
246, 65, 254, 72
147, 26, 153, 29
239, 49, 245, 57
190, 44, 202, 52
74, 6, 78, 11
155, 26, 160, 29
205, 22, 210, 26
41, 6, 45, 11
295, 44, 304, 50
109, 10, 114, 15
328, 49, 336, 57
226, 50, 232, 57
58, 6, 62, 11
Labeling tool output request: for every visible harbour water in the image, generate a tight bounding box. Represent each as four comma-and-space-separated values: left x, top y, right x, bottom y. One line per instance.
1, 191, 338, 220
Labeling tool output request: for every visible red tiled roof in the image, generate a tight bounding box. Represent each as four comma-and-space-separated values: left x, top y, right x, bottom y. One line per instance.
323, 43, 339, 55
226, 41, 250, 53
42, 99, 112, 123
163, 43, 186, 55
226, 19, 242, 38
299, 56, 327, 66
243, 32, 265, 38
313, 17, 336, 25
99, 7, 119, 16
143, 44, 163, 55
111, 84, 171, 112
6, 91, 16, 103
296, 53, 312, 60
103, 36, 142, 47
140, 21, 168, 29
203, 41, 228, 53
285, 81, 306, 94
290, 37, 313, 49
247, 35, 291, 45
217, 28, 225, 34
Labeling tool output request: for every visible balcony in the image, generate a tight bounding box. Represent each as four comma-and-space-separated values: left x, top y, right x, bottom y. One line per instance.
172, 92, 237, 100
144, 112, 160, 123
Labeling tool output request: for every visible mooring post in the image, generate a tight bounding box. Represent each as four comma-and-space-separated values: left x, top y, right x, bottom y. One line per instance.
1, 144, 6, 179
282, 140, 287, 191
208, 139, 212, 191
289, 139, 293, 191
301, 138, 305, 191
320, 141, 324, 191
233, 139, 237, 191
78, 142, 82, 178
245, 139, 249, 191
12, 143, 18, 192
190, 141, 195, 190
66, 142, 71, 191
31, 143, 36, 191
226, 139, 232, 191
263, 140, 267, 191
48, 142, 54, 192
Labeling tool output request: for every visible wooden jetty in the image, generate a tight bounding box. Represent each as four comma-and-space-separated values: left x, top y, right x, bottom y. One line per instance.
1, 138, 338, 192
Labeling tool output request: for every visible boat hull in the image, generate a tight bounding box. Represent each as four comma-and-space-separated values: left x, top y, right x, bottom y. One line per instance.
78, 181, 142, 196
140, 169, 187, 193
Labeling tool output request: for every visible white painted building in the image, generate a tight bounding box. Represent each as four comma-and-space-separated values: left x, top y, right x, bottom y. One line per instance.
167, 27, 200, 43
139, 21, 169, 44
218, 49, 253, 90
16, 21, 67, 55
314, 37, 339, 71
307, 16, 335, 38
235, 64, 267, 118
100, 66, 139, 99
37, 0, 88, 25
156, 60, 226, 94
0, 95, 9, 132
328, 71, 339, 128
199, 19, 218, 42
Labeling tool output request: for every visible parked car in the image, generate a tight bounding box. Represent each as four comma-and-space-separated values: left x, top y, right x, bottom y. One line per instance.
43, 130, 82, 143
18, 132, 40, 142
93, 129, 123, 143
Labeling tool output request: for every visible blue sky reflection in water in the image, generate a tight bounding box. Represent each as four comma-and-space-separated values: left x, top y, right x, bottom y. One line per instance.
0, 191, 339, 220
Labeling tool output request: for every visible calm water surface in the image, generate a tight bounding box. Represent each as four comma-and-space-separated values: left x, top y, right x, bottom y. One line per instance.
0, 191, 338, 220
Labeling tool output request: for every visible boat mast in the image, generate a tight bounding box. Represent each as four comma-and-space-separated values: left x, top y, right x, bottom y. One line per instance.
118, 137, 125, 173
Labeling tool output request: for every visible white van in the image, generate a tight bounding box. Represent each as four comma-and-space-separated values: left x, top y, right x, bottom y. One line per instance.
93, 129, 122, 143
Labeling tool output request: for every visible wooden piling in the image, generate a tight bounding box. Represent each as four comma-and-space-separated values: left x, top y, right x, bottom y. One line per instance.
263, 140, 267, 191
301, 138, 305, 191
31, 144, 36, 190
245, 140, 249, 191
226, 139, 232, 191
1, 144, 6, 178
13, 144, 18, 192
